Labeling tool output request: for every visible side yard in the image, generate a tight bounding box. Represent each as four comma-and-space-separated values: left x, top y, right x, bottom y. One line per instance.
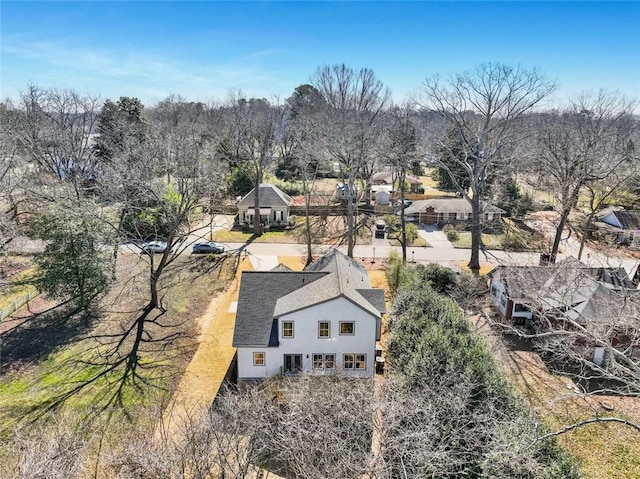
0, 253, 237, 438
475, 313, 640, 479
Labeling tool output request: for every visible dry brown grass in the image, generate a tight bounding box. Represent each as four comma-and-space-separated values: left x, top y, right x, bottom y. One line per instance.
475, 314, 640, 479
160, 256, 253, 434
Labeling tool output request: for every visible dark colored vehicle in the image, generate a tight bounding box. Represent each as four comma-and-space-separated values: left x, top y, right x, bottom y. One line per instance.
192, 241, 225, 254
375, 220, 386, 239
141, 240, 169, 254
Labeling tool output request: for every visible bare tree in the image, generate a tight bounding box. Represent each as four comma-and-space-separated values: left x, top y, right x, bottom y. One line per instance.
220, 93, 283, 236
532, 91, 638, 262
492, 263, 640, 398
9, 85, 102, 197
2, 415, 88, 479
379, 106, 420, 263
577, 163, 637, 259
284, 84, 326, 264
24, 97, 227, 415
417, 63, 555, 274
0, 101, 21, 255
311, 64, 391, 257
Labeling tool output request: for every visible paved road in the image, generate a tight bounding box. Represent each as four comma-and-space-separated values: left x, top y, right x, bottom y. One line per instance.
7, 213, 639, 275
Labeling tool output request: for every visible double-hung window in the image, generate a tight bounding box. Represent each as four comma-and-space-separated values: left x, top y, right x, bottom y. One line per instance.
318, 321, 330, 338
282, 321, 294, 338
343, 353, 366, 370
253, 352, 265, 366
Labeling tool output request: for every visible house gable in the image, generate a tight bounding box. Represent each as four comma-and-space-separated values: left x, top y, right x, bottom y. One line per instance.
599, 210, 623, 229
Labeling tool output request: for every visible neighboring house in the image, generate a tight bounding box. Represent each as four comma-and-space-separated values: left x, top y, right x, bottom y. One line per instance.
237, 183, 291, 227
489, 258, 640, 364
488, 258, 639, 362
595, 207, 640, 245
489, 258, 635, 325
404, 198, 505, 226
371, 171, 422, 193
232, 249, 386, 383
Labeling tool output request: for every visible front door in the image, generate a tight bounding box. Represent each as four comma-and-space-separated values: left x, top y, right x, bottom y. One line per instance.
283, 354, 302, 374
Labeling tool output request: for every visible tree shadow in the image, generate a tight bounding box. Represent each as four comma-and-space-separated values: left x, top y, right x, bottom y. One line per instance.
502, 331, 535, 352
0, 303, 98, 373
539, 352, 630, 395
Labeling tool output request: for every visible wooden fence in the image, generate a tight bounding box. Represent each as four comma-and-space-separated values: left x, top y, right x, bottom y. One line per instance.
0, 289, 38, 321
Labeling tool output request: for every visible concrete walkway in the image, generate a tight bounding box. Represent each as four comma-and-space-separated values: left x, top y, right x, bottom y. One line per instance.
417, 224, 454, 248
249, 254, 280, 271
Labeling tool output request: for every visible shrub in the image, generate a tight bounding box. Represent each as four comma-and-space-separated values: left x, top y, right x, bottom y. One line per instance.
501, 233, 527, 251
405, 223, 419, 245
386, 251, 415, 295
446, 229, 460, 242
415, 263, 457, 295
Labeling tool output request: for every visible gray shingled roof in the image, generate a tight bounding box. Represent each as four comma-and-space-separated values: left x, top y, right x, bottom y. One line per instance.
233, 250, 385, 347
492, 260, 637, 325
356, 288, 386, 313
372, 171, 421, 185
565, 285, 640, 325
274, 249, 381, 318
232, 271, 327, 347
238, 183, 291, 208
404, 198, 505, 215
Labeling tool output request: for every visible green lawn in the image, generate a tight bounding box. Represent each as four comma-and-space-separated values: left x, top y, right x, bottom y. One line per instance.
451, 232, 504, 249
0, 267, 37, 314
388, 236, 430, 248
449, 218, 545, 251
211, 228, 297, 244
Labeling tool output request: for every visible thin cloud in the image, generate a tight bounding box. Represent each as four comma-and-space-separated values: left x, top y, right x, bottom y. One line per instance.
1, 40, 294, 103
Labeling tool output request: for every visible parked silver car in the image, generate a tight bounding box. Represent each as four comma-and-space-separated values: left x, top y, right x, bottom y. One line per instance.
141, 241, 169, 254
192, 241, 225, 254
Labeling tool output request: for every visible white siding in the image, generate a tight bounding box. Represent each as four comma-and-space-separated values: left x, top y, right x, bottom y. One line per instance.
238, 206, 289, 225
237, 297, 378, 380
490, 278, 508, 316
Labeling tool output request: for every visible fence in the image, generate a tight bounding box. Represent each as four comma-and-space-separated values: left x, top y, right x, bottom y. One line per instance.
0, 289, 38, 321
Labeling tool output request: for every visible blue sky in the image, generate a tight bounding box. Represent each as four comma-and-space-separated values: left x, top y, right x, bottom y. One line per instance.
2, 1, 639, 107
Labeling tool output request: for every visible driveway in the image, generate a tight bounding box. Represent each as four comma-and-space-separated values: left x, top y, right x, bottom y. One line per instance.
417, 224, 454, 248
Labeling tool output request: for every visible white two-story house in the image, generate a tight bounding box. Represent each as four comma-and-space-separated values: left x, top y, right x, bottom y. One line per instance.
232, 249, 385, 383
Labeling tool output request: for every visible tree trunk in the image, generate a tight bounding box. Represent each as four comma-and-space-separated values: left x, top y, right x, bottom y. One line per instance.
399, 169, 407, 263
469, 195, 481, 275
577, 213, 595, 260
347, 187, 355, 258
550, 207, 571, 263
304, 189, 313, 266
253, 179, 262, 236
149, 257, 159, 308
112, 209, 126, 281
